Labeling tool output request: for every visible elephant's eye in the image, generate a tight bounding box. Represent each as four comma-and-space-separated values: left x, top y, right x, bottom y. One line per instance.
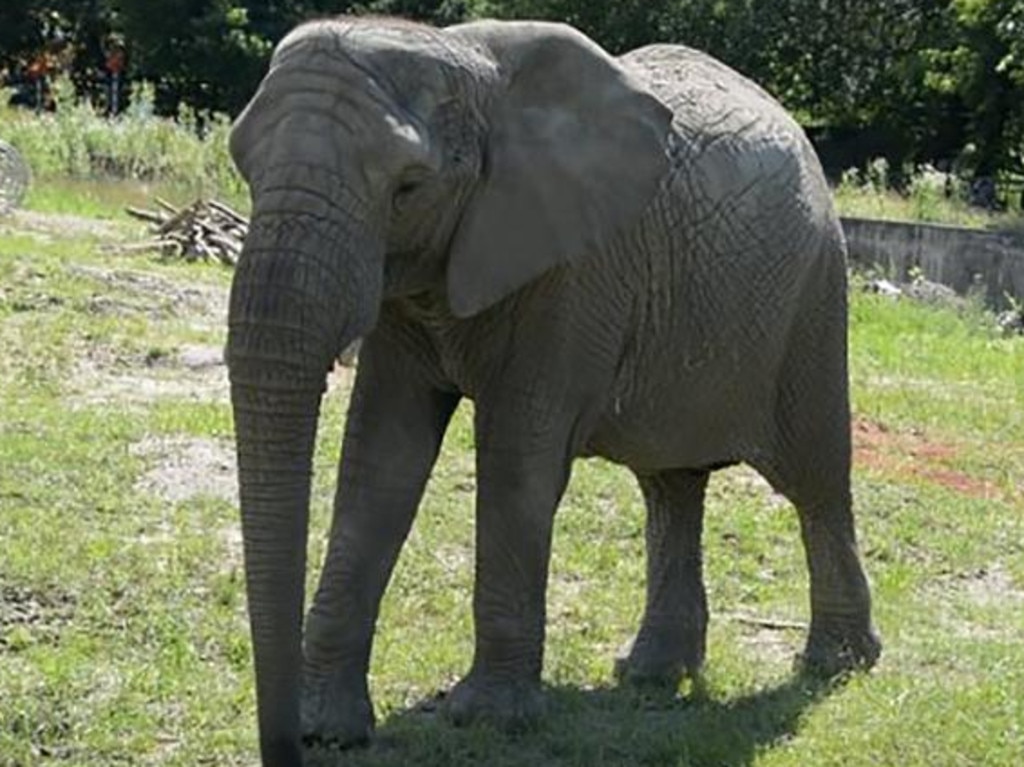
392, 180, 421, 212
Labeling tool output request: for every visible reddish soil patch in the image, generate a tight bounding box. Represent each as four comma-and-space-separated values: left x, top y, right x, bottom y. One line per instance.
852, 418, 1000, 500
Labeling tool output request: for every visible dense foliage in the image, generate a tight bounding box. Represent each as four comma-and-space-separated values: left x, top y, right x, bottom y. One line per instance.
2, 1, 1024, 179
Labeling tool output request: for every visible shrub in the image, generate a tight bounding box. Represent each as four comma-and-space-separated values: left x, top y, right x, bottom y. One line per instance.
833, 158, 1004, 228
0, 77, 243, 198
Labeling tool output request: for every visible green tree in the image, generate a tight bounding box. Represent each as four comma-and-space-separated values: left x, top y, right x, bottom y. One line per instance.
922, 0, 1024, 175
479, 0, 673, 53
113, 1, 278, 116
5, 0, 1024, 179
111, 1, 479, 116
0, 3, 47, 63
357, 0, 480, 25
1, 1, 120, 109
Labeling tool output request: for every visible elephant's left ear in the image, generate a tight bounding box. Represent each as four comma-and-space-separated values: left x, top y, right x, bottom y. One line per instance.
445, 22, 672, 318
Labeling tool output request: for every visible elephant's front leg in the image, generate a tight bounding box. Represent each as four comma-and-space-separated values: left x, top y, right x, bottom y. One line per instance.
301, 337, 459, 749
444, 400, 573, 730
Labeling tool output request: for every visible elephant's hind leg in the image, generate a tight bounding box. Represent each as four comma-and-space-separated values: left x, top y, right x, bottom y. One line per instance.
758, 448, 881, 677
616, 468, 710, 691
754, 286, 880, 676
796, 497, 880, 677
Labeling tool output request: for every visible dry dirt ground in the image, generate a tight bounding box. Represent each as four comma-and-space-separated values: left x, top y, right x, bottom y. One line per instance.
1, 210, 125, 242
853, 417, 1007, 500
4, 208, 356, 508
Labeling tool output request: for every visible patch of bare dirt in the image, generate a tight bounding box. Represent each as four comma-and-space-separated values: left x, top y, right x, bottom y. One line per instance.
949, 564, 1024, 607
852, 418, 1003, 500
0, 580, 76, 651
73, 342, 230, 408
718, 465, 789, 509
738, 626, 801, 665
73, 340, 353, 411
63, 263, 362, 409
1, 209, 129, 242
925, 564, 1024, 642
131, 435, 237, 504
68, 265, 227, 329
77, 369, 228, 407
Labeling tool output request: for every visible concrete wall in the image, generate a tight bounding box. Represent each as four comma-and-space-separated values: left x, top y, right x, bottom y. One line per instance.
841, 216, 1024, 310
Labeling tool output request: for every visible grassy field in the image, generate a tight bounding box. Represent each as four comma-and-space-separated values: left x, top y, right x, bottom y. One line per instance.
1, 195, 1022, 767
11, 171, 1011, 233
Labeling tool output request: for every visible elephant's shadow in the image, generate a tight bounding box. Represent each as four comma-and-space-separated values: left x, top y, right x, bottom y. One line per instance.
320, 673, 843, 766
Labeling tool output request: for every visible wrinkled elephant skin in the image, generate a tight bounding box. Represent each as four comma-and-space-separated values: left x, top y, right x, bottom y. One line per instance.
224, 16, 880, 765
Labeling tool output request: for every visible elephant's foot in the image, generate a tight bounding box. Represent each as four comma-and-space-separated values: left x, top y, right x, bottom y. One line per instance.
798, 618, 881, 678
300, 668, 374, 751
442, 672, 545, 732
614, 625, 704, 692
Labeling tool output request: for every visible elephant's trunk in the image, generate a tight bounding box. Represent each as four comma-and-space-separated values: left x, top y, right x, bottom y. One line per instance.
226, 187, 382, 763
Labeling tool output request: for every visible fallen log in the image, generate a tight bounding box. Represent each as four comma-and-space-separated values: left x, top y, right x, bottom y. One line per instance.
115, 198, 359, 366
125, 206, 167, 226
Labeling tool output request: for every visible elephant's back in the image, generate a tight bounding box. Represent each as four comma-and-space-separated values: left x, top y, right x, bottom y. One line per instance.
618, 42, 840, 278
619, 44, 802, 144
620, 44, 831, 227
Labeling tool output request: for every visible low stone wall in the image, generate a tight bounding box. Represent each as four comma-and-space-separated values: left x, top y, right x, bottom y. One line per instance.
840, 216, 1024, 310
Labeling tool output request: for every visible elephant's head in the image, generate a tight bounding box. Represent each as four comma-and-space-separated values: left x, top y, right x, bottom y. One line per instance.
225, 17, 671, 763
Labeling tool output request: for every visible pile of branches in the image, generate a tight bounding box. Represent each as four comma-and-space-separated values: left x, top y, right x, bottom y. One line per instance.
123, 198, 248, 265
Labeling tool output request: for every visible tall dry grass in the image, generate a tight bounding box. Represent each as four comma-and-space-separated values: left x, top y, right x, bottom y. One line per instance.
0, 78, 243, 201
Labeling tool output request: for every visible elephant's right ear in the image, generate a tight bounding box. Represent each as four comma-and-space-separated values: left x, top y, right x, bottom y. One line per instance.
445, 22, 673, 318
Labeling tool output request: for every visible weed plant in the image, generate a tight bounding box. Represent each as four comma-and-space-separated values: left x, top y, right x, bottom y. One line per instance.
0, 78, 244, 209
833, 157, 1019, 229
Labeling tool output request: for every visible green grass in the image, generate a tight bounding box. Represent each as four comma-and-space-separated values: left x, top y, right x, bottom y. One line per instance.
832, 162, 1023, 230
833, 179, 1001, 228
1, 209, 1022, 765
20, 177, 250, 221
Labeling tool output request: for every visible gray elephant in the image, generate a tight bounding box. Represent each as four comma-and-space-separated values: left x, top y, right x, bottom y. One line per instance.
226, 16, 880, 765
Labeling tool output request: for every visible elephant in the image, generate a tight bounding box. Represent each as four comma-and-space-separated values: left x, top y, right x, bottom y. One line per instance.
225, 15, 881, 765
